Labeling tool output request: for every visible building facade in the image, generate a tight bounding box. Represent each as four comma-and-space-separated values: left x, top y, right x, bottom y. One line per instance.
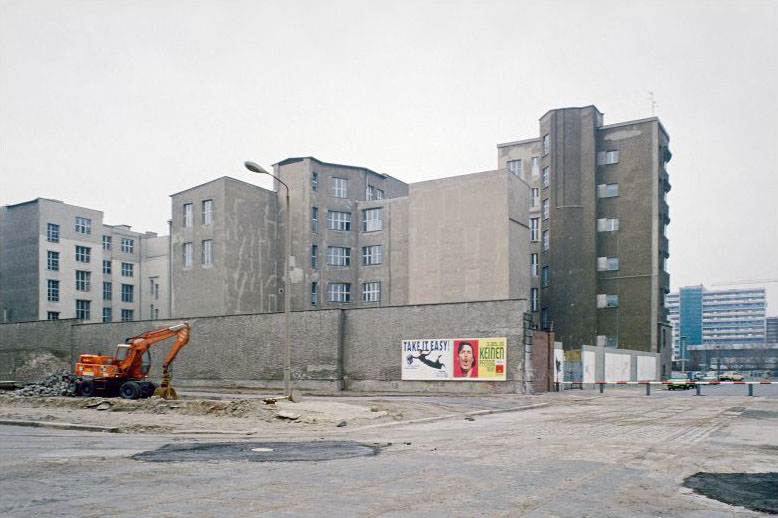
666, 285, 769, 370
496, 106, 672, 368
0, 198, 170, 323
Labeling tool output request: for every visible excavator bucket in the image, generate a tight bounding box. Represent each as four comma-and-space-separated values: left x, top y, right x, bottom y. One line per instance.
153, 385, 178, 400
153, 370, 179, 400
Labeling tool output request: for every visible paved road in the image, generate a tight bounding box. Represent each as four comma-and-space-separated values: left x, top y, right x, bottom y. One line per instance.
1, 391, 776, 517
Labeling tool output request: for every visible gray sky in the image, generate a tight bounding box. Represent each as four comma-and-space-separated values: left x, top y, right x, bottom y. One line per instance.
1, 0, 777, 311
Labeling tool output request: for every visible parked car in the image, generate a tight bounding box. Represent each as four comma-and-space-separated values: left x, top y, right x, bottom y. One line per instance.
667, 376, 695, 390
701, 371, 718, 381
719, 371, 744, 381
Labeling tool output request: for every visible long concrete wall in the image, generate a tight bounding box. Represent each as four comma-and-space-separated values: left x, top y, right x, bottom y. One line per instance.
0, 299, 529, 393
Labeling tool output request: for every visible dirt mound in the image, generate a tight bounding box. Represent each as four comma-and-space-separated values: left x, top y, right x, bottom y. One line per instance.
10, 353, 70, 383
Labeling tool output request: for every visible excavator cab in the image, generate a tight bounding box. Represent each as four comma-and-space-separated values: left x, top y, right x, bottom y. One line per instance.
113, 345, 151, 376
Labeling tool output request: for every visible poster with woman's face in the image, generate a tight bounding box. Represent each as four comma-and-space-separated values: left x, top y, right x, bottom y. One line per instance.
401, 337, 506, 381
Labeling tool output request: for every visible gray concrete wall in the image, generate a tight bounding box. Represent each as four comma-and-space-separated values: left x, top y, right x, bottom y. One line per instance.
0, 202, 40, 323
1, 299, 529, 393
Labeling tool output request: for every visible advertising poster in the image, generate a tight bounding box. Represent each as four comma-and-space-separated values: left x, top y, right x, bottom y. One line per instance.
402, 337, 506, 381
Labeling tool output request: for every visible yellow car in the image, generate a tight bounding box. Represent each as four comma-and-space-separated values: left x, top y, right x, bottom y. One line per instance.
719, 371, 744, 381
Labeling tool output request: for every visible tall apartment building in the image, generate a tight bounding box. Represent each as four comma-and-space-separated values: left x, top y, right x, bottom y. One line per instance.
666, 285, 768, 368
0, 198, 170, 323
497, 106, 672, 362
767, 316, 778, 345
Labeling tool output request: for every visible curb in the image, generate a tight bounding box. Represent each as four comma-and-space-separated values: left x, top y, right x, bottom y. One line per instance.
345, 402, 550, 432
0, 419, 119, 433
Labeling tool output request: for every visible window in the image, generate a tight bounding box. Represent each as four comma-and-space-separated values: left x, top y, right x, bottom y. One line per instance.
530, 188, 540, 209
327, 246, 351, 266
366, 184, 375, 200
530, 218, 539, 242
362, 245, 382, 265
311, 207, 319, 233
121, 309, 134, 322
327, 282, 351, 302
597, 183, 619, 198
75, 245, 91, 263
362, 282, 381, 303
597, 257, 620, 271
202, 199, 213, 225
597, 294, 619, 308
312, 171, 319, 192
507, 159, 522, 177
531, 288, 539, 311
149, 278, 159, 299
542, 199, 550, 220
183, 243, 193, 267
47, 223, 60, 243
47, 280, 59, 302
103, 281, 112, 301
47, 251, 59, 271
102, 235, 112, 250
47, 312, 59, 321
150, 304, 159, 319
120, 238, 134, 254
375, 189, 384, 200
75, 270, 91, 292
607, 336, 618, 348
121, 262, 134, 277
75, 216, 91, 234
76, 300, 90, 320
597, 218, 620, 232
541, 266, 550, 287
183, 203, 193, 227
201, 239, 213, 265
541, 307, 550, 330
542, 134, 550, 155
121, 284, 134, 303
332, 177, 348, 198
311, 244, 318, 269
327, 211, 351, 231
597, 150, 620, 165
531, 157, 539, 177
542, 230, 549, 251
311, 282, 318, 306
530, 253, 538, 276
542, 167, 549, 188
102, 307, 112, 323
103, 260, 111, 274
362, 208, 382, 232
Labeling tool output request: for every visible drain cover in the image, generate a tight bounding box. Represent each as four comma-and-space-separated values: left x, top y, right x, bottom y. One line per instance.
132, 441, 379, 463
683, 472, 778, 514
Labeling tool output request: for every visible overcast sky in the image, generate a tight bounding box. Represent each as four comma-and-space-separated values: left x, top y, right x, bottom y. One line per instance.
1, 0, 776, 311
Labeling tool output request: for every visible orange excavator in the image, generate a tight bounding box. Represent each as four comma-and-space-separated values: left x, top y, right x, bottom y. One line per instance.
72, 322, 190, 400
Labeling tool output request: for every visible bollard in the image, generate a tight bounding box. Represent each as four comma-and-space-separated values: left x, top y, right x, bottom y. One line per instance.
599, 382, 604, 394
749, 384, 754, 397
646, 383, 651, 396
695, 383, 701, 396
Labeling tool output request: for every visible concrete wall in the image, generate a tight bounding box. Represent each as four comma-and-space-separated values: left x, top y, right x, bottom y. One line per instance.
1, 299, 529, 393
0, 201, 40, 323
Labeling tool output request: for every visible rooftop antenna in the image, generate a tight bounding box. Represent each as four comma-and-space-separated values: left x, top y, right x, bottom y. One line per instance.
649, 90, 656, 115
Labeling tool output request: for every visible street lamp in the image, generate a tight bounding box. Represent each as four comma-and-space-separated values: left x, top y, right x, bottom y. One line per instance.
680, 335, 686, 374
244, 160, 292, 399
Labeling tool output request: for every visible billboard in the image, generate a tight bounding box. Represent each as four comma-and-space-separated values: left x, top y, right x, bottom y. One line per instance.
401, 337, 507, 381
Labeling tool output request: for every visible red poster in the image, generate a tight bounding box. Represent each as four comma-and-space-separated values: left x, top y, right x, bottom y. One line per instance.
453, 340, 479, 378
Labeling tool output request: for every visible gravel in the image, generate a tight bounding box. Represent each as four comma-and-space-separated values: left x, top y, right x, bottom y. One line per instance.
11, 370, 76, 397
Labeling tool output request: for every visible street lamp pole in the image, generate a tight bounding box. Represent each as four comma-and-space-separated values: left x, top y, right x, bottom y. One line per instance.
244, 161, 291, 398
680, 335, 686, 374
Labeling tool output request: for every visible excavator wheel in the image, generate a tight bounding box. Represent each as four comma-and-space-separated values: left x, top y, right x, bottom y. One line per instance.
119, 381, 141, 400
77, 380, 96, 397
153, 385, 178, 400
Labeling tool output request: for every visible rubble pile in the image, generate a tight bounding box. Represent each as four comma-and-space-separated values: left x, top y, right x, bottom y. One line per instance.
12, 370, 76, 397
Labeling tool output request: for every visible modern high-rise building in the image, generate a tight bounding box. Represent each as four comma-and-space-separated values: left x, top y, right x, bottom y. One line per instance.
0, 198, 170, 323
767, 316, 778, 345
496, 106, 672, 364
666, 285, 767, 369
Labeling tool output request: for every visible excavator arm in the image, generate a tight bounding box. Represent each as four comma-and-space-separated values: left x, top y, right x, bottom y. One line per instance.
118, 323, 190, 379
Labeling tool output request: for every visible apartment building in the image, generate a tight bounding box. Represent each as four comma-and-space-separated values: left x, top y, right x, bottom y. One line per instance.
666, 285, 768, 368
0, 198, 169, 323
497, 106, 672, 366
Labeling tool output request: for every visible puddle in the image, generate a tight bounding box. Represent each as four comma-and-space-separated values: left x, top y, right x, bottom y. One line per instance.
683, 472, 778, 514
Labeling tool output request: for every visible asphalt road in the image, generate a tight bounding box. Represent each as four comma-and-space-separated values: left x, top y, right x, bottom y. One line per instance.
2, 391, 777, 517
